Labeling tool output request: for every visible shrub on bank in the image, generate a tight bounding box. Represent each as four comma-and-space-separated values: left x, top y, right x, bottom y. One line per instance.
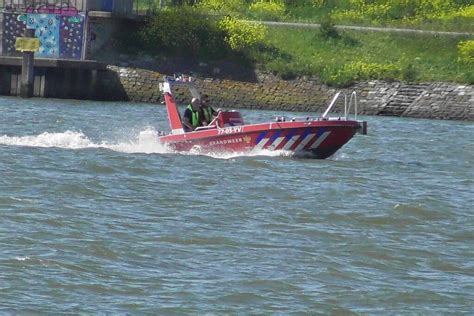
463, 71, 474, 84
458, 40, 474, 64
332, 1, 392, 23
248, 0, 286, 21
326, 60, 400, 86
218, 17, 267, 51
457, 4, 474, 18
282, 0, 324, 7
141, 7, 226, 57
401, 63, 419, 82
140, 7, 268, 57
196, 0, 246, 15
319, 17, 340, 39
296, 0, 474, 31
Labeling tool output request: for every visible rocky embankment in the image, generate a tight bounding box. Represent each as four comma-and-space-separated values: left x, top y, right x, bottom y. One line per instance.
106, 65, 473, 121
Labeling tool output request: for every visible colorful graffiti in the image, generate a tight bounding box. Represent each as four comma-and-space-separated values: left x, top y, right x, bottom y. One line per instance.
2, 12, 84, 59
2, 13, 26, 56
18, 13, 60, 58
60, 15, 84, 59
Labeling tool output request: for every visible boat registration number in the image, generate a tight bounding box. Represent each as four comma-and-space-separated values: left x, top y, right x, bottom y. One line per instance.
217, 126, 243, 135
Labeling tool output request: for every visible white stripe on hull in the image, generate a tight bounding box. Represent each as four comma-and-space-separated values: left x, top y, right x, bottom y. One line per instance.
255, 131, 331, 152
255, 137, 270, 150
282, 135, 300, 150
295, 133, 316, 151
310, 131, 331, 150
268, 136, 285, 150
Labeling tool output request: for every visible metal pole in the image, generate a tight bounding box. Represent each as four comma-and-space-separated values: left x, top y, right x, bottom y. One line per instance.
81, 0, 89, 60
20, 28, 35, 98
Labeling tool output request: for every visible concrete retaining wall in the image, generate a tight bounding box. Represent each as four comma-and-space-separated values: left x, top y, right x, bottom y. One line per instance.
1, 63, 470, 121
353, 81, 473, 120
108, 66, 474, 121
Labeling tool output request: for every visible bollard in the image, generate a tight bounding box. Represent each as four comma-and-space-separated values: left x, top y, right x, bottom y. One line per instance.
360, 121, 368, 135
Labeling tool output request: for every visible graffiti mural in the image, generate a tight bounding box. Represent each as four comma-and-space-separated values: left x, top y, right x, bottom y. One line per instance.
1, 10, 85, 59
60, 15, 84, 59
18, 13, 60, 58
2, 13, 26, 56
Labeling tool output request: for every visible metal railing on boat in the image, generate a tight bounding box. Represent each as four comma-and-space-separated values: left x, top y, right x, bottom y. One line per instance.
322, 91, 362, 121
275, 90, 367, 134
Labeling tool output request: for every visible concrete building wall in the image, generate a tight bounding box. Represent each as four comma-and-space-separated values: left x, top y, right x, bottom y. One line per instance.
86, 16, 118, 58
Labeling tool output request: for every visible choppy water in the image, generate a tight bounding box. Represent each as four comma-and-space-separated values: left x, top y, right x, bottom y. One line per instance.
1, 96, 473, 314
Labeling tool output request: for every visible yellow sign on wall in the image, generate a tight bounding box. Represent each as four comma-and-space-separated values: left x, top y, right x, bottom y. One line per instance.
15, 37, 40, 52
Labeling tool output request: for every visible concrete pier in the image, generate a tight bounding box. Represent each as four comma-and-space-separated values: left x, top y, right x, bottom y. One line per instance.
0, 57, 108, 99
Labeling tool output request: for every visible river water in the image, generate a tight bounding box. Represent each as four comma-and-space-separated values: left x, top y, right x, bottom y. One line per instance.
0, 96, 473, 314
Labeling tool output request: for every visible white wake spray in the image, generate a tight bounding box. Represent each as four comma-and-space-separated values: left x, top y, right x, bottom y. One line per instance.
0, 129, 295, 159
0, 131, 95, 149
106, 129, 170, 154
0, 129, 170, 154
191, 147, 294, 160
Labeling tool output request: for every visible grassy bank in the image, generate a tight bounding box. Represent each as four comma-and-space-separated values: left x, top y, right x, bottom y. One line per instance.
145, 1, 473, 33
116, 2, 473, 86
252, 26, 472, 85
280, 1, 474, 33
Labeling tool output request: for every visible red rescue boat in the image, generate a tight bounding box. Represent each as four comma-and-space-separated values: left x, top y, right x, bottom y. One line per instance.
158, 76, 367, 159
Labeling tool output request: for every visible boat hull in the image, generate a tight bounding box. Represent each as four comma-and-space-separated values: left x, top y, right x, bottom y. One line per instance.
158, 120, 360, 159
